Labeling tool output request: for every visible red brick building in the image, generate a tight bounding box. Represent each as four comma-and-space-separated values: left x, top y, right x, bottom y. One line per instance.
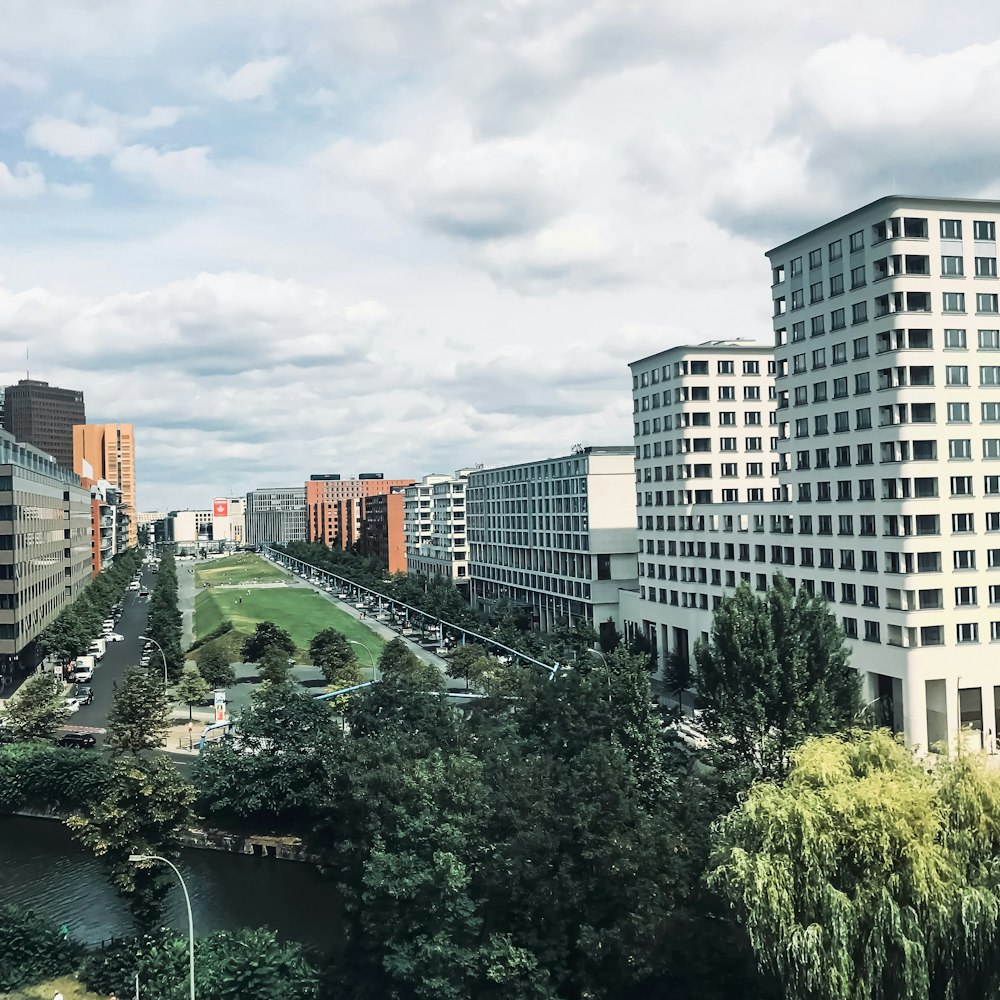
359, 490, 407, 574
305, 475, 414, 559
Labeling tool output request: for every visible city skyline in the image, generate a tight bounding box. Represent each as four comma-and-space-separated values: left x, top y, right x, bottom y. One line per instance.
4, 5, 1000, 508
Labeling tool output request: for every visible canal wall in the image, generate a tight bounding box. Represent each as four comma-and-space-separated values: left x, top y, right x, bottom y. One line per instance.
12, 808, 324, 865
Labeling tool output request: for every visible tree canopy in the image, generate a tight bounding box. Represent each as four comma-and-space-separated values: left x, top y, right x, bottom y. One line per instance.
104, 666, 171, 755
694, 575, 860, 779
241, 620, 296, 663
2, 673, 69, 742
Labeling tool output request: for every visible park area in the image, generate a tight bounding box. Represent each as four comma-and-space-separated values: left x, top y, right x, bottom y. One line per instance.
192, 553, 385, 663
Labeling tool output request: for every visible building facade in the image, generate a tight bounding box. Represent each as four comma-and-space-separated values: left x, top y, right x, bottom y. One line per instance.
0, 428, 91, 687
305, 474, 415, 550
245, 487, 307, 548
404, 470, 472, 593
167, 509, 214, 551
359, 489, 407, 574
211, 498, 246, 548
467, 447, 638, 640
4, 379, 85, 470
87, 479, 129, 576
622, 195, 1000, 753
72, 423, 137, 546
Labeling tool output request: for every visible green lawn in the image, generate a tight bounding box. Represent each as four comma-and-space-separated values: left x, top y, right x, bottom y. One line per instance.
194, 580, 385, 662
195, 552, 289, 586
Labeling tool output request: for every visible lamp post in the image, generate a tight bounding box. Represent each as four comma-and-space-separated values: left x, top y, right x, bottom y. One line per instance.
585, 648, 612, 704
349, 640, 378, 683
128, 854, 195, 1000
139, 635, 168, 688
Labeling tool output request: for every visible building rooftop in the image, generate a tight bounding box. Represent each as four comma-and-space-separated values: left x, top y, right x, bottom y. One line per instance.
629, 338, 770, 368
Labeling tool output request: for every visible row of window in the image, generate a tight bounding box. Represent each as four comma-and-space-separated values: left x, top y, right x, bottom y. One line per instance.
774, 219, 998, 284
775, 290, 1000, 319
632, 358, 772, 388
634, 384, 774, 409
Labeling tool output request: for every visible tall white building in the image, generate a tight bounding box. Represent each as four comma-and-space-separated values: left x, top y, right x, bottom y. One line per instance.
404, 470, 472, 593
468, 447, 638, 642
622, 196, 1000, 754
245, 487, 306, 547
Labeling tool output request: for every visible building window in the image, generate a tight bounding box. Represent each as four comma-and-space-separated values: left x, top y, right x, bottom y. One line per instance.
982, 366, 1000, 386
955, 549, 976, 570
851, 265, 866, 289
810, 281, 824, 304
942, 255, 965, 276
941, 219, 963, 239
951, 476, 973, 496
957, 622, 979, 644
943, 292, 966, 313
853, 336, 869, 359
831, 308, 846, 330
980, 329, 1000, 350
976, 257, 997, 277
980, 293, 1000, 314
830, 273, 844, 297
945, 328, 967, 349
864, 620, 880, 643
948, 401, 970, 423
811, 315, 825, 337
852, 302, 868, 324
975, 220, 996, 241
849, 231, 864, 253
809, 248, 823, 269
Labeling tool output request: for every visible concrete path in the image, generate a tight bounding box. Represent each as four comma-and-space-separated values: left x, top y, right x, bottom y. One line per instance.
179, 562, 196, 648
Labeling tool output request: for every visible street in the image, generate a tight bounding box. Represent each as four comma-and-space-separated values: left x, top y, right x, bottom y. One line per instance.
70, 563, 155, 738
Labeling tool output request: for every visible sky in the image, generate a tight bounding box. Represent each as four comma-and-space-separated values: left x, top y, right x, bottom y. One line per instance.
2, 1, 1000, 510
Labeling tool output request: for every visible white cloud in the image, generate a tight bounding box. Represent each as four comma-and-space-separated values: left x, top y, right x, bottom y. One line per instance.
27, 118, 118, 159
0, 162, 45, 199
111, 144, 216, 192
345, 300, 390, 323
205, 56, 290, 102
0, 57, 45, 92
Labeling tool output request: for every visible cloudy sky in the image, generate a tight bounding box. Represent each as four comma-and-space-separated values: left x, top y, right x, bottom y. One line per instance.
1, 1, 999, 509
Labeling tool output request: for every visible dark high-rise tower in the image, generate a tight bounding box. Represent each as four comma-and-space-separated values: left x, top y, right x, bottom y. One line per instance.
2, 379, 86, 469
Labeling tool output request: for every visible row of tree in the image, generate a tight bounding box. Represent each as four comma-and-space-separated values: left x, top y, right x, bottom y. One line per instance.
36, 548, 143, 664
144, 549, 184, 680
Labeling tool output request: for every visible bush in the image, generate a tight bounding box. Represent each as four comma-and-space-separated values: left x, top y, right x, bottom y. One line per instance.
0, 743, 112, 814
81, 928, 318, 1000
0, 904, 82, 991
187, 619, 234, 655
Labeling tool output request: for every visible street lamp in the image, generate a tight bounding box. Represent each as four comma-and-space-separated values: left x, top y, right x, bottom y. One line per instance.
584, 648, 612, 704
349, 640, 379, 683
139, 635, 168, 688
128, 854, 195, 1000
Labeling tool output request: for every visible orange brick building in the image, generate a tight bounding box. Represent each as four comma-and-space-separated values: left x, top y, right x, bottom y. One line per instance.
359, 490, 407, 574
306, 475, 414, 559
73, 423, 137, 546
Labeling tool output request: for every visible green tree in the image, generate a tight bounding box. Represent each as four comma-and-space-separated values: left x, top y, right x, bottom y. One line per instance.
198, 641, 237, 689
308, 628, 362, 686
241, 620, 296, 662
378, 637, 441, 688
66, 754, 195, 931
3, 673, 69, 742
710, 729, 1000, 1000
193, 682, 341, 831
663, 648, 693, 709
0, 904, 81, 992
598, 616, 623, 654
694, 576, 860, 779
104, 666, 171, 755
172, 663, 211, 721
446, 642, 492, 686
258, 645, 293, 684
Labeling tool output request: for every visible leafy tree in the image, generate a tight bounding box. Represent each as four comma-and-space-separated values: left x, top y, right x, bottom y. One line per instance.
694, 576, 860, 779
193, 682, 341, 831
663, 648, 693, 709
104, 666, 171, 755
173, 663, 211, 721
342, 678, 465, 752
3, 673, 69, 742
598, 616, 623, 653
446, 642, 492, 686
378, 637, 442, 688
81, 927, 317, 1000
308, 628, 362, 686
66, 754, 195, 932
258, 645, 293, 684
241, 620, 296, 662
198, 641, 237, 689
0, 904, 82, 992
710, 729, 1000, 1000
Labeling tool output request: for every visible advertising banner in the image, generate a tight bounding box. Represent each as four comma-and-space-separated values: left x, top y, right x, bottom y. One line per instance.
214, 688, 227, 723
213, 499, 229, 517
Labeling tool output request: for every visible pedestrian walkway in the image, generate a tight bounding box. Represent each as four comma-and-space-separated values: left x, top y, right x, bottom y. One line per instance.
178, 562, 196, 648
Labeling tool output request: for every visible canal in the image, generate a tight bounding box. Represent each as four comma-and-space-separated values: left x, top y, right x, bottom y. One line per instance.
0, 816, 338, 949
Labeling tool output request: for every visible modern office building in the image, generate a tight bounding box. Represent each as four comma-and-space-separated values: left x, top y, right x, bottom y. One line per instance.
467, 447, 638, 641
305, 474, 415, 550
3, 379, 85, 470
72, 423, 136, 546
85, 479, 129, 576
211, 498, 245, 548
0, 428, 91, 688
405, 470, 472, 594
622, 195, 1000, 753
166, 509, 214, 551
359, 489, 408, 574
245, 487, 307, 548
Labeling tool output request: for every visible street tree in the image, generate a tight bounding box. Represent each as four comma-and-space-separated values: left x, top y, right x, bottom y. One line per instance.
66, 754, 195, 932
172, 664, 211, 721
662, 649, 693, 709
709, 729, 1000, 1000
378, 638, 441, 689
104, 666, 171, 755
3, 673, 69, 742
241, 621, 296, 663
446, 643, 491, 686
694, 575, 860, 779
258, 646, 293, 684
198, 642, 237, 690
308, 629, 360, 686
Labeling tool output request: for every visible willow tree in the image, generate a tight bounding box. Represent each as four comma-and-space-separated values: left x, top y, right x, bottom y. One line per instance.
694, 575, 859, 779
709, 729, 1000, 1000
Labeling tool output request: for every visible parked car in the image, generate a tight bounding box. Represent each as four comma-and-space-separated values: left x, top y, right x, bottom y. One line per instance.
72, 685, 94, 705
105, 633, 125, 642
70, 666, 94, 683
64, 697, 81, 714
56, 732, 97, 749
